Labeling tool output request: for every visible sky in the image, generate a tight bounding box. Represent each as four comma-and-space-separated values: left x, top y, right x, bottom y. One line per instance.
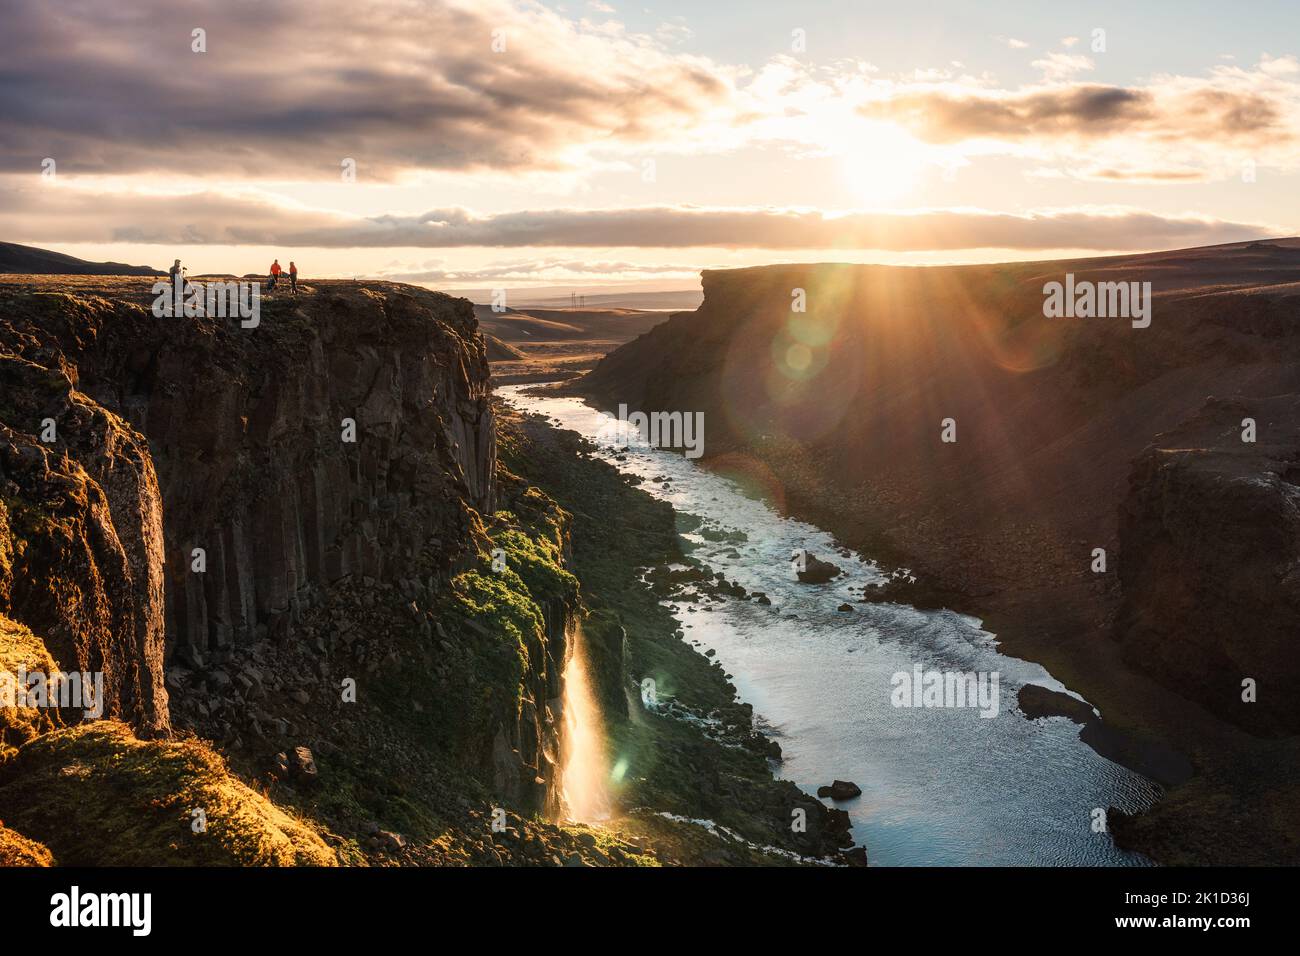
3, 0, 1299, 295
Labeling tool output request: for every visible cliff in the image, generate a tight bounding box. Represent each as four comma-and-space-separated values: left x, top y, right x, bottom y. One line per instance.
0, 274, 838, 867
574, 239, 1300, 862
0, 276, 600, 864
1, 277, 495, 705
1, 350, 168, 734
1117, 394, 1300, 735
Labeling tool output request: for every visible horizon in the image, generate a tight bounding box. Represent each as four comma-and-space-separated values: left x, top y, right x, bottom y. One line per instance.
10, 233, 1297, 307
5, 0, 1300, 294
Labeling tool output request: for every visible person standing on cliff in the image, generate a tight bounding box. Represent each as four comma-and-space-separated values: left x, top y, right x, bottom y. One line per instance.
289, 261, 298, 294
269, 258, 282, 291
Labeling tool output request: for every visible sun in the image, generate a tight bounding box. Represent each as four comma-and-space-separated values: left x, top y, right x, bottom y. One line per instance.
835, 121, 930, 204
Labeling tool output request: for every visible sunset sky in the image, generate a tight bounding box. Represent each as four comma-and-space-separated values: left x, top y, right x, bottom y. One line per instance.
3, 0, 1300, 294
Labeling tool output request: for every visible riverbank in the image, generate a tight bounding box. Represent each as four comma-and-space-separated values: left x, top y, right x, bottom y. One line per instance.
495, 399, 862, 865
558, 387, 1300, 865
568, 250, 1300, 865
504, 385, 1169, 864
681, 447, 1300, 865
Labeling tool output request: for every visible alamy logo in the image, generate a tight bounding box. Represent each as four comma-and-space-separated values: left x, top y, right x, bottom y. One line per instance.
0, 668, 103, 718
1042, 273, 1151, 328
50, 886, 151, 936
890, 666, 1000, 719
152, 275, 260, 327
600, 403, 705, 459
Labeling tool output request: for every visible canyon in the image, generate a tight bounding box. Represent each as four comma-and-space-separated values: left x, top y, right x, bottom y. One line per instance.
4, 234, 1298, 867
575, 238, 1300, 864
0, 275, 847, 866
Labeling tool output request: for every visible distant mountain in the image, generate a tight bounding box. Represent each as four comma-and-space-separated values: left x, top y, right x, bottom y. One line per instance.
519, 290, 703, 311
473, 304, 667, 343
0, 241, 161, 276
456, 287, 703, 311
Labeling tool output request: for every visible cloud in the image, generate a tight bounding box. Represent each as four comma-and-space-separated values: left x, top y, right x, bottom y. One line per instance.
1031, 53, 1095, 81
0, 0, 735, 178
866, 85, 1154, 141
656, 17, 693, 44
1, 181, 1278, 251
860, 61, 1300, 180
5, 1, 1298, 191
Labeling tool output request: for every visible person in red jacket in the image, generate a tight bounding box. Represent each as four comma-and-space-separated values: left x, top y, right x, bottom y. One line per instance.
289, 261, 298, 294
269, 259, 282, 291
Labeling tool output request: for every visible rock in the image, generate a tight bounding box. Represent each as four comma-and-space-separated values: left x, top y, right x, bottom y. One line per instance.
817, 780, 862, 800
842, 846, 868, 867
174, 645, 205, 670
290, 745, 319, 784
796, 552, 842, 584
1017, 684, 1095, 725
824, 807, 853, 844
1117, 395, 1300, 735
376, 830, 408, 853
837, 603, 853, 612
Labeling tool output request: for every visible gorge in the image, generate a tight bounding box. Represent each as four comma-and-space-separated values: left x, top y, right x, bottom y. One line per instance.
0, 275, 848, 867
4, 234, 1300, 867
573, 238, 1300, 865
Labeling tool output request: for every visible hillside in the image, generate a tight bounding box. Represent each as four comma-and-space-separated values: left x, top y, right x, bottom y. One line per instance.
0, 241, 161, 276
574, 238, 1300, 863
475, 304, 670, 384
474, 304, 666, 344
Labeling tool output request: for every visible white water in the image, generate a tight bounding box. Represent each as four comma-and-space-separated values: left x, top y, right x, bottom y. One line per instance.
560, 625, 612, 822
502, 384, 1159, 866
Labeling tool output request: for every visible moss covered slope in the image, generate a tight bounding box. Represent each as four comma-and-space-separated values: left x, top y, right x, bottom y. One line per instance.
0, 721, 337, 866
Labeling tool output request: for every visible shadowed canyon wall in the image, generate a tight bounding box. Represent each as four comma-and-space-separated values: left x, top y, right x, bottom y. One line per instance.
0, 281, 506, 742
577, 241, 1300, 736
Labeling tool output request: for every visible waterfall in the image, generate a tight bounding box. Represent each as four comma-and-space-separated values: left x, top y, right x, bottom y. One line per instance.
560, 624, 611, 822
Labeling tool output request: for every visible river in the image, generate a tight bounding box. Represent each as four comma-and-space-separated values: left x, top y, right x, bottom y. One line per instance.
499, 384, 1159, 866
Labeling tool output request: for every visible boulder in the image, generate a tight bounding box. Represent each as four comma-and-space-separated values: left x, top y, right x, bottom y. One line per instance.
290, 745, 319, 784
796, 552, 842, 584
817, 780, 862, 800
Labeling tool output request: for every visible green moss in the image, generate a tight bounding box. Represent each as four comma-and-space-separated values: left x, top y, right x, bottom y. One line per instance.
490, 526, 577, 606
417, 566, 543, 767
421, 494, 578, 769
0, 721, 338, 866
